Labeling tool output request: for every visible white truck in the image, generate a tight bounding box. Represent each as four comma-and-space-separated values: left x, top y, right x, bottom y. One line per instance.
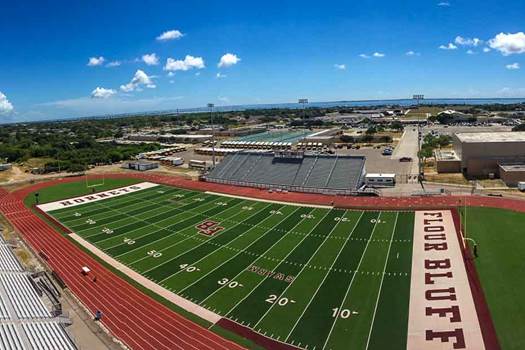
518, 182, 525, 192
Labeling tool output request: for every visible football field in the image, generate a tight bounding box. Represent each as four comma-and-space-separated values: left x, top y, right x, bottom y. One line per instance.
38, 182, 420, 349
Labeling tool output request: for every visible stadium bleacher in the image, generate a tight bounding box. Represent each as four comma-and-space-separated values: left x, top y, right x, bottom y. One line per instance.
0, 234, 77, 350
206, 152, 366, 194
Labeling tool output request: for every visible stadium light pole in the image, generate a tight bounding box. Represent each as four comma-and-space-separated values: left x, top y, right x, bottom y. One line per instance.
413, 94, 424, 181
207, 103, 216, 167
298, 98, 308, 140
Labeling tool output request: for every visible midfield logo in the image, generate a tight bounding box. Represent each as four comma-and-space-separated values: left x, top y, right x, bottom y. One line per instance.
196, 220, 224, 236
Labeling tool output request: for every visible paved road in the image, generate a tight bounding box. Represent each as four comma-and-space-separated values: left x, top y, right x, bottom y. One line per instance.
392, 128, 419, 174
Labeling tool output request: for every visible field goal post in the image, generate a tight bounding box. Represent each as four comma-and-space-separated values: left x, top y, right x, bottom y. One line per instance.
85, 173, 105, 192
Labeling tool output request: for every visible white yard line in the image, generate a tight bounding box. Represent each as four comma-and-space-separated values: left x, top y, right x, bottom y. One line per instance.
364, 212, 399, 350
141, 203, 274, 276
223, 209, 333, 320
177, 207, 303, 295
205, 191, 332, 209
250, 210, 347, 330
59, 187, 186, 227
84, 195, 228, 245
283, 211, 365, 340
158, 204, 286, 285
126, 203, 251, 265
320, 212, 382, 350
69, 232, 221, 324
197, 207, 317, 306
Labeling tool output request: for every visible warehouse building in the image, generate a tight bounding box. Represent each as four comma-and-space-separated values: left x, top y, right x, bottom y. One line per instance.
452, 132, 525, 179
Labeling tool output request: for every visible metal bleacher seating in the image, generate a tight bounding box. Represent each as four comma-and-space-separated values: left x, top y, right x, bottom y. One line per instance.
0, 234, 77, 349
206, 152, 366, 194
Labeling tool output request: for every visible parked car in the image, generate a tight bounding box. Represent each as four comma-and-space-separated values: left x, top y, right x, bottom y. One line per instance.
399, 157, 413, 162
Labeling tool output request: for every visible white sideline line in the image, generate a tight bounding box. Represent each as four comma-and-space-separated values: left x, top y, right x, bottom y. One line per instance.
320, 212, 382, 350
205, 191, 332, 209
365, 212, 399, 350
69, 232, 221, 323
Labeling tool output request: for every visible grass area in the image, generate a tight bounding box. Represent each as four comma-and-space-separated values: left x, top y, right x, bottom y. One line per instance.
41, 182, 415, 350
462, 207, 525, 350
424, 173, 470, 185
24, 177, 142, 206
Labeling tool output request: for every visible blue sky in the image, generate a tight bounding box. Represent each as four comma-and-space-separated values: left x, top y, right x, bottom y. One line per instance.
1, 0, 525, 122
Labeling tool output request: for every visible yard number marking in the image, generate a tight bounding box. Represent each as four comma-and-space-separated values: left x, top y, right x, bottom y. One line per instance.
334, 217, 349, 222
85, 219, 96, 225
332, 307, 357, 319
147, 250, 162, 258
270, 210, 283, 215
241, 206, 254, 211
102, 227, 114, 235
179, 264, 200, 272
218, 278, 243, 288
74, 212, 82, 217
301, 214, 315, 219
265, 294, 295, 306
123, 238, 135, 245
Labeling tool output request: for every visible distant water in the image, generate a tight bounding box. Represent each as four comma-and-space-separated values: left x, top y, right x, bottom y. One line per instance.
167, 98, 525, 114
15, 97, 525, 124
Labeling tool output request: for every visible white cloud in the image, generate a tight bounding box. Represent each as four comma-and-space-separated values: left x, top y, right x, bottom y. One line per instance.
120, 70, 156, 92
106, 61, 121, 67
216, 72, 227, 79
406, 50, 420, 56
466, 49, 476, 55
218, 53, 241, 68
167, 71, 175, 77
218, 96, 229, 103
489, 32, 525, 55
195, 72, 201, 76
0, 91, 14, 115
360, 52, 384, 58
439, 43, 458, 50
437, 2, 450, 6
497, 87, 525, 97
164, 55, 205, 71
87, 56, 105, 66
142, 53, 159, 66
333, 64, 346, 70
91, 87, 117, 99
156, 29, 184, 41
483, 47, 491, 53
455, 36, 482, 47
506, 62, 520, 70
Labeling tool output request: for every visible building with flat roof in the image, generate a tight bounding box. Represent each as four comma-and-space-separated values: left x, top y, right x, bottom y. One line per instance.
453, 131, 525, 179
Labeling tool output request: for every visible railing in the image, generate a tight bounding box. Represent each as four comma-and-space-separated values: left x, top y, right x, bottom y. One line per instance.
203, 176, 378, 197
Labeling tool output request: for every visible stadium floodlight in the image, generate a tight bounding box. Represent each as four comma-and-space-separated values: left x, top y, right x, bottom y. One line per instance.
298, 99, 309, 139
412, 94, 425, 178
208, 103, 216, 167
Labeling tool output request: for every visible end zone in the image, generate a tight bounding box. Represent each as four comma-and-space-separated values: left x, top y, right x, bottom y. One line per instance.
408, 210, 497, 350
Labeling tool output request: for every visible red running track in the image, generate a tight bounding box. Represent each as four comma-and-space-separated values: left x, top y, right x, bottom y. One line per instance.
1, 173, 525, 350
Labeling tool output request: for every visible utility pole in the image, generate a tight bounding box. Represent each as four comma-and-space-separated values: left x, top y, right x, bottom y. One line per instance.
207, 103, 216, 167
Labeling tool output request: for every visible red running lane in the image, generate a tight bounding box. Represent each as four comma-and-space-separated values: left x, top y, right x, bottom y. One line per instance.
0, 185, 245, 350
2, 172, 524, 349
